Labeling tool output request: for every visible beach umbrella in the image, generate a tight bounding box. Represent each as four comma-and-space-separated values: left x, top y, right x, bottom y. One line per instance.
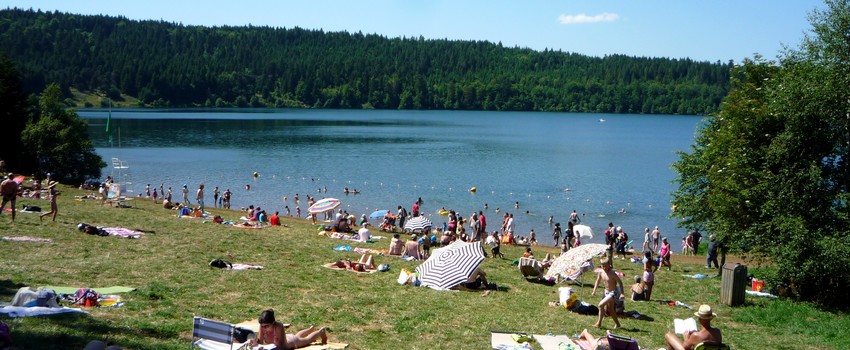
404, 216, 433, 232
308, 198, 341, 214
573, 224, 594, 239
369, 209, 389, 219
416, 241, 485, 290
544, 243, 608, 280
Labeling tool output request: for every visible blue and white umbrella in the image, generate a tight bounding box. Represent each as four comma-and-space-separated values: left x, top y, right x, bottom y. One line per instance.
416, 241, 485, 290
369, 209, 389, 219
404, 216, 433, 232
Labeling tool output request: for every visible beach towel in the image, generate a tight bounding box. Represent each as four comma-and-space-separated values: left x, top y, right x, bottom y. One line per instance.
490, 331, 533, 350
322, 263, 377, 274
230, 263, 264, 270
41, 286, 136, 294
102, 227, 145, 238
0, 306, 87, 318
533, 334, 578, 350
681, 274, 715, 279
2, 236, 52, 243
746, 290, 778, 298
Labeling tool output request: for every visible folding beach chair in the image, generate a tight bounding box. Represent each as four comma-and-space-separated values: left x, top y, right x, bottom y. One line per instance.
606, 333, 639, 350
192, 316, 253, 350
518, 257, 544, 278
694, 342, 730, 350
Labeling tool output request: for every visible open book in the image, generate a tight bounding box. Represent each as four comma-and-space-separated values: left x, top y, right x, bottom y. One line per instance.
674, 318, 698, 334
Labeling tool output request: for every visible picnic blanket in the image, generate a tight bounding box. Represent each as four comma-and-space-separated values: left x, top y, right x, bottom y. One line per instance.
0, 306, 87, 318
2, 236, 52, 243
490, 331, 581, 350
41, 286, 136, 294
322, 263, 378, 274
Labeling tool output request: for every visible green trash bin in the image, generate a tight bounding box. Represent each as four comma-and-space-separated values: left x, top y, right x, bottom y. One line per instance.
721, 263, 747, 306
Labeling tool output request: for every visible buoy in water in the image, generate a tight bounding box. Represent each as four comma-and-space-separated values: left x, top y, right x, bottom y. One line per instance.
469, 187, 477, 192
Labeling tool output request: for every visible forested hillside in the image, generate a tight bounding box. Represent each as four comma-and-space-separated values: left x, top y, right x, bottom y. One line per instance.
0, 8, 732, 114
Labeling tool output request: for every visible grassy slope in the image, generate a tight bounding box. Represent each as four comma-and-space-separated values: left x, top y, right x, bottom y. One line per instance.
1, 185, 847, 350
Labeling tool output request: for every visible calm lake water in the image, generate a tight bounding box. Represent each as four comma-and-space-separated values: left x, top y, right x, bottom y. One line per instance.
81, 109, 704, 246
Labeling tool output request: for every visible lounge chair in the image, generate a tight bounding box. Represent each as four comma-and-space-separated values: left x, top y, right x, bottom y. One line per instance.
518, 257, 544, 278
606, 333, 639, 350
192, 316, 253, 350
694, 342, 730, 350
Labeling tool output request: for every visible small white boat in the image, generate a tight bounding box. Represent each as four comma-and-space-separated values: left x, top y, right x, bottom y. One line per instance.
599, 118, 606, 122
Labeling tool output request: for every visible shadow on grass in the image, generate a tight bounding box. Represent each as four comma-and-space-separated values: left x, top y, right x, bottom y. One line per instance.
0, 279, 28, 300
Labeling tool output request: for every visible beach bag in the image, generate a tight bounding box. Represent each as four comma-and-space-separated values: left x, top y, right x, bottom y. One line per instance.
397, 268, 416, 285
72, 288, 100, 307
233, 327, 254, 343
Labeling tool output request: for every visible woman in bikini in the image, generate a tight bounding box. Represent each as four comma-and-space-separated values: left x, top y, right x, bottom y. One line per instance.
250, 309, 327, 350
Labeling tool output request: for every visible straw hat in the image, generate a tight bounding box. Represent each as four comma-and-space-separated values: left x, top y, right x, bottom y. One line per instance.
694, 304, 717, 320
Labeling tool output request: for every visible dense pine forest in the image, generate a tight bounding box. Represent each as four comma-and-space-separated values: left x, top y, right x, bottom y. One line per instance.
0, 8, 732, 114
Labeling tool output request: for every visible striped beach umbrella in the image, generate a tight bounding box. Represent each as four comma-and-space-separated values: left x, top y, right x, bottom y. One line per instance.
416, 241, 485, 290
403, 216, 433, 232
308, 198, 341, 214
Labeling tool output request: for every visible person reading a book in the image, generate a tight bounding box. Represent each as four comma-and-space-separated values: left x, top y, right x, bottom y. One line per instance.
249, 309, 328, 350
591, 257, 624, 329
665, 304, 722, 350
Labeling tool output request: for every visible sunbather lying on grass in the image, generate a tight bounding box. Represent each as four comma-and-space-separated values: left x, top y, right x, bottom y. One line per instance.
249, 309, 328, 350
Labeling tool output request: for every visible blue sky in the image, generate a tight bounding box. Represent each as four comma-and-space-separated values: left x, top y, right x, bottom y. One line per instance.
5, 0, 825, 62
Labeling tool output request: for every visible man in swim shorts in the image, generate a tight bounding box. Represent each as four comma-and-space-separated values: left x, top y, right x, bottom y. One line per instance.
1, 173, 19, 222
591, 257, 624, 329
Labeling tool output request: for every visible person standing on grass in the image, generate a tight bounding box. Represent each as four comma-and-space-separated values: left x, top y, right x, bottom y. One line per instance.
706, 235, 720, 269
196, 184, 205, 212
40, 182, 59, 222
181, 184, 189, 205
591, 257, 624, 329
660, 237, 672, 270
552, 223, 562, 247
0, 173, 19, 222
652, 226, 661, 252
691, 229, 703, 256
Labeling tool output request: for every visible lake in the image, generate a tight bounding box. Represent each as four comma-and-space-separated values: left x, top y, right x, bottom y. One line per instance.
80, 109, 704, 246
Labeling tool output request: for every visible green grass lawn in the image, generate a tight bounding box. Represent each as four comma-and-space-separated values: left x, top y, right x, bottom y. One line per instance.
1, 185, 847, 349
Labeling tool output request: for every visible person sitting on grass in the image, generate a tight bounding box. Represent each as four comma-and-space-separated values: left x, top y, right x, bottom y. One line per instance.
629, 275, 645, 301
665, 304, 722, 350
249, 309, 328, 350
388, 233, 404, 256
402, 234, 422, 260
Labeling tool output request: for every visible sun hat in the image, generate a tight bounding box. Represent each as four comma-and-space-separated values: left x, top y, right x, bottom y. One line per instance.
694, 304, 717, 320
